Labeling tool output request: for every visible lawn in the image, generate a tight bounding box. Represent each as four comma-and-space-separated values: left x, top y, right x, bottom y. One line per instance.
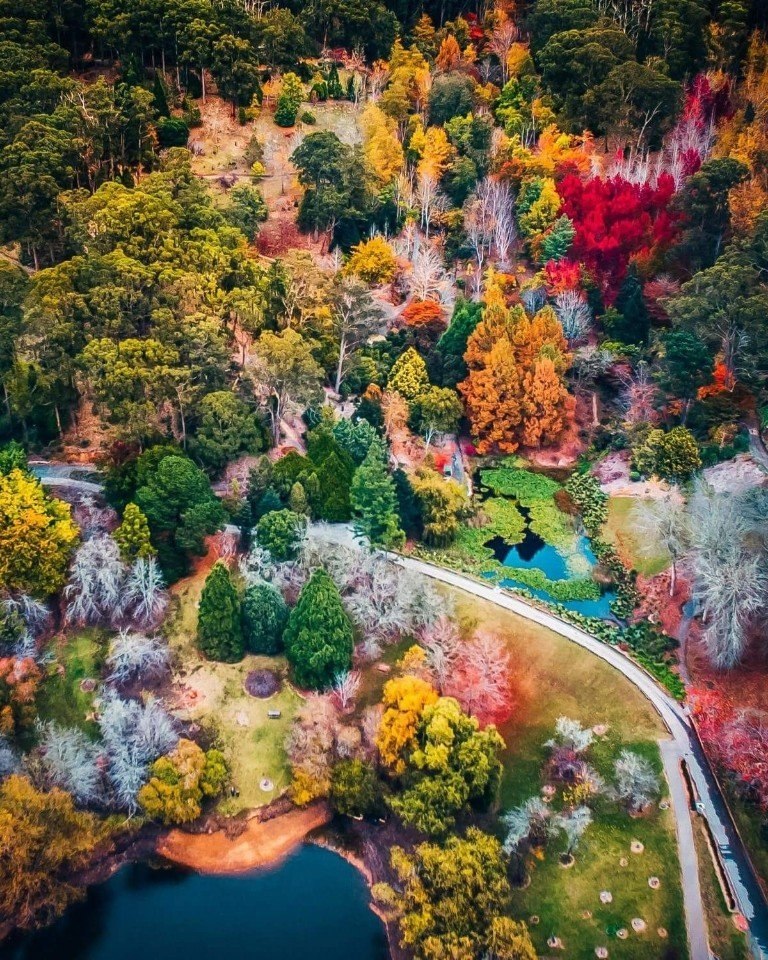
165, 563, 301, 814
38, 629, 105, 735
451, 593, 688, 959
604, 497, 671, 576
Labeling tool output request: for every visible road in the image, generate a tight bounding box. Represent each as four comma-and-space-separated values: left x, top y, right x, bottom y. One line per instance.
29, 465, 768, 959
312, 524, 768, 960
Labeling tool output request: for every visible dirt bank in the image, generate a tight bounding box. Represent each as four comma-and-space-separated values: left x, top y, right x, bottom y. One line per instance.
156, 802, 331, 874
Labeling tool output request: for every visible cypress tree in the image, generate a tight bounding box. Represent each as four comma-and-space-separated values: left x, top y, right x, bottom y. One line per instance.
197, 562, 243, 662
284, 569, 354, 689
242, 581, 288, 654
114, 502, 153, 562
350, 441, 404, 548
315, 451, 353, 521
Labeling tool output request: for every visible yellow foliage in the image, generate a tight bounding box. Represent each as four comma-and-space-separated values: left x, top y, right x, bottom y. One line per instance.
518, 177, 561, 237
0, 469, 79, 597
398, 644, 428, 677
520, 356, 573, 447
290, 768, 329, 806
417, 126, 453, 180
376, 675, 438, 774
345, 236, 398, 284
361, 103, 404, 185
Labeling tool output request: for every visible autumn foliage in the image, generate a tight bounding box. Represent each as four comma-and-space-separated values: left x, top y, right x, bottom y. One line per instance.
0, 657, 43, 737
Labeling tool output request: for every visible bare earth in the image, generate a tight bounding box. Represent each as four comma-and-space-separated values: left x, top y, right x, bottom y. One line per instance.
156, 802, 331, 874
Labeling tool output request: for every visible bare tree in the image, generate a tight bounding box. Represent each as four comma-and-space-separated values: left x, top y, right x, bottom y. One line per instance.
502, 796, 554, 853
619, 361, 660, 426
406, 240, 451, 301
446, 631, 512, 722
330, 277, 384, 393
106, 631, 171, 687
613, 749, 659, 812
124, 557, 169, 629
487, 19, 519, 84
0, 736, 19, 782
64, 535, 127, 627
554, 290, 592, 345
631, 495, 688, 596
520, 286, 547, 315
331, 670, 361, 711
38, 722, 105, 806
546, 716, 594, 754
553, 805, 593, 854
420, 615, 461, 692
415, 173, 448, 239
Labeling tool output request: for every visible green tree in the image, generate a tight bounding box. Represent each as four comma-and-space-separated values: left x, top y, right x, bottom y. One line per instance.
586, 62, 681, 148
609, 266, 650, 345
241, 581, 288, 654
376, 828, 535, 960
428, 72, 475, 125
135, 455, 226, 581
114, 502, 154, 562
410, 468, 468, 545
351, 440, 404, 548
412, 386, 463, 446
658, 329, 714, 421
314, 452, 354, 522
191, 391, 264, 474
223, 185, 268, 240
435, 298, 482, 387
388, 697, 504, 836
274, 72, 304, 127
675, 158, 749, 270
254, 329, 325, 445
540, 215, 575, 263
284, 568, 354, 689
211, 35, 262, 118
197, 561, 243, 662
330, 759, 381, 818
138, 739, 227, 825
255, 508, 306, 561
632, 426, 701, 482
0, 775, 108, 931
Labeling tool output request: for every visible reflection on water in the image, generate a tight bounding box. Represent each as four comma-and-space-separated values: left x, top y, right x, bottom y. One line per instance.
4, 846, 388, 960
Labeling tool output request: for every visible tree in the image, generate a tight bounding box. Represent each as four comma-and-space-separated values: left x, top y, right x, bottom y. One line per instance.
252, 329, 324, 445
428, 72, 475, 125
632, 427, 701, 482
135, 455, 225, 582
520, 357, 572, 448
0, 657, 42, 738
241, 582, 288, 654
611, 266, 651, 345
223, 185, 268, 240
631, 496, 688, 596
344, 236, 397, 284
0, 470, 78, 597
413, 386, 463, 447
330, 277, 384, 393
291, 132, 370, 238
388, 696, 504, 835
330, 758, 380, 817
211, 35, 261, 117
435, 298, 482, 387
376, 676, 439, 774
0, 775, 108, 930
375, 829, 535, 960
386, 347, 429, 405
114, 503, 154, 563
64, 536, 127, 627
554, 289, 591, 344
106, 631, 170, 688
460, 337, 522, 454
138, 739, 227, 825
274, 72, 304, 126
613, 750, 659, 813
350, 440, 404, 548
255, 508, 306, 561
123, 557, 169, 630
284, 569, 354, 689
360, 105, 403, 187
410, 468, 468, 545
197, 562, 243, 663
586, 62, 681, 149
658, 330, 714, 421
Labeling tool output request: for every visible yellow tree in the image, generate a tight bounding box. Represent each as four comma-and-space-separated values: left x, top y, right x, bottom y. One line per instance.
416, 126, 453, 181
512, 305, 569, 372
520, 356, 573, 447
377, 675, 438, 774
0, 470, 79, 596
361, 103, 404, 186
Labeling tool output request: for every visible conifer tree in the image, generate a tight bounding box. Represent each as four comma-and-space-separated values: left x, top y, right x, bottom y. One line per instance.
114, 502, 154, 562
284, 569, 354, 689
197, 562, 243, 662
350, 441, 405, 548
242, 581, 288, 654
386, 347, 430, 405
315, 452, 353, 522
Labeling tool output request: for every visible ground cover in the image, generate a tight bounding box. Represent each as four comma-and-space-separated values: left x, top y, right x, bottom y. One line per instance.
604, 496, 671, 576
38, 629, 105, 735
452, 594, 689, 959
165, 564, 301, 814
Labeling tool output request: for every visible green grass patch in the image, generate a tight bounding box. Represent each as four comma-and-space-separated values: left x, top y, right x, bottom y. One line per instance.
693, 819, 749, 960
38, 629, 105, 735
604, 497, 670, 576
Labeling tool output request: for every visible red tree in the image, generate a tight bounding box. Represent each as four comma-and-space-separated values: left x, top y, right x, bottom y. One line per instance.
557, 174, 679, 302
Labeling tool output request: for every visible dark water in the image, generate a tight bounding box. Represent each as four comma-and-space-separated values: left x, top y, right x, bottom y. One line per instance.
3, 845, 388, 960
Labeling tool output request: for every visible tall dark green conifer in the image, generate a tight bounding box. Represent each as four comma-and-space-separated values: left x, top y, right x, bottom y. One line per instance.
197, 562, 243, 662
350, 441, 404, 548
284, 569, 353, 689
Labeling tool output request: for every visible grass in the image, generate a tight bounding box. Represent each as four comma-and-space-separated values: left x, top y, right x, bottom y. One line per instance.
693, 819, 749, 960
451, 593, 686, 959
604, 497, 670, 576
38, 629, 105, 735
166, 563, 301, 814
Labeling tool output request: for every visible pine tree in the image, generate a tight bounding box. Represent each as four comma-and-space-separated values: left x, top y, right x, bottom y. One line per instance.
114, 502, 154, 562
520, 357, 572, 447
612, 265, 650, 344
242, 581, 288, 654
350, 441, 405, 548
197, 562, 243, 663
284, 569, 354, 689
386, 347, 430, 405
315, 452, 353, 522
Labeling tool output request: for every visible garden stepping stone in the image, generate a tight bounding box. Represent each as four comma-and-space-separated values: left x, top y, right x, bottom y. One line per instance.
631, 918, 647, 932
599, 891, 613, 904
630, 840, 644, 853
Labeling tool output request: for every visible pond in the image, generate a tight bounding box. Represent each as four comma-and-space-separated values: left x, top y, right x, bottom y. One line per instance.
4, 845, 388, 960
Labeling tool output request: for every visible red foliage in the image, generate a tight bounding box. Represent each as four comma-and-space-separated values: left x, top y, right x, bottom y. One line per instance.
557, 174, 679, 303
443, 632, 515, 727
542, 259, 582, 295
698, 360, 733, 397
401, 299, 446, 328
691, 687, 768, 810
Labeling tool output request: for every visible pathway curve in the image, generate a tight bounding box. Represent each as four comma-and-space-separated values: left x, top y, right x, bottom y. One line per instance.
312, 525, 768, 960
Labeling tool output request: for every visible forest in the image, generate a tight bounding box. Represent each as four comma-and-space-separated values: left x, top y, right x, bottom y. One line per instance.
1, 0, 768, 957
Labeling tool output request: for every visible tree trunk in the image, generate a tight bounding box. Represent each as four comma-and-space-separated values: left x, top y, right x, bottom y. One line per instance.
334, 339, 346, 393
669, 559, 676, 598
201, 66, 206, 103
591, 391, 599, 427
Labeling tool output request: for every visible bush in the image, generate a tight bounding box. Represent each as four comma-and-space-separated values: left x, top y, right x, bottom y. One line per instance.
156, 116, 190, 148
300, 110, 316, 124
254, 509, 305, 561
632, 427, 701, 483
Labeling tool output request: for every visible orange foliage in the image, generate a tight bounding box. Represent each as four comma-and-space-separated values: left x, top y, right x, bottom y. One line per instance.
698, 360, 734, 397
436, 34, 462, 72
459, 337, 522, 454
401, 299, 445, 327
0, 657, 42, 736
520, 357, 575, 447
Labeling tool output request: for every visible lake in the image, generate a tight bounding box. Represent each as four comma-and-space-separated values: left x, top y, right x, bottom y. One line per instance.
3, 845, 389, 960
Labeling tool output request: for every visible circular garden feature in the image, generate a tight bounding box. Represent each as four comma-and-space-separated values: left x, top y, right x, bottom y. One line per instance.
244, 669, 281, 699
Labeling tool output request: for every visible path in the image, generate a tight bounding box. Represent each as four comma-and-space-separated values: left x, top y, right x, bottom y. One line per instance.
312, 524, 768, 960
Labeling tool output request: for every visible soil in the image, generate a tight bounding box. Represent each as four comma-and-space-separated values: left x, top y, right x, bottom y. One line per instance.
156, 801, 331, 874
